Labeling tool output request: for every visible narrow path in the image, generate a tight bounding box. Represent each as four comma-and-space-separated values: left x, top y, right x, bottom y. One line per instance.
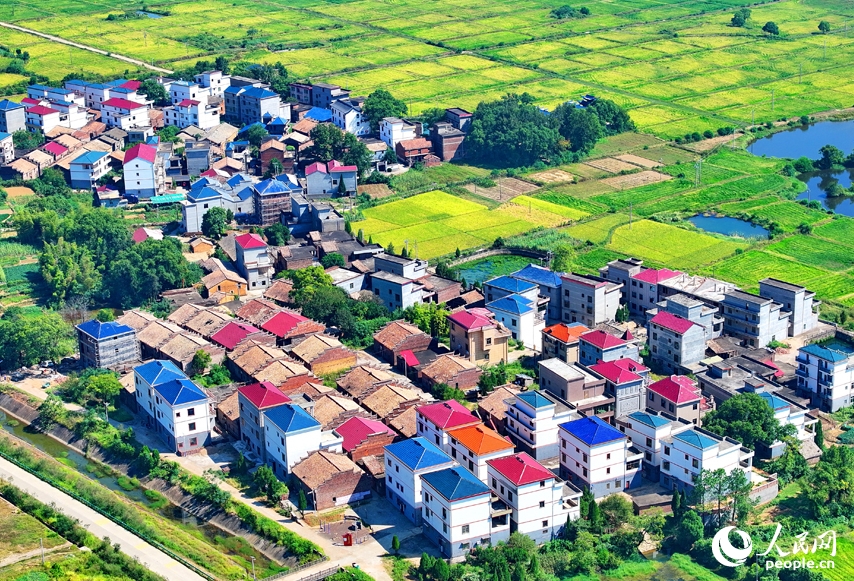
0, 21, 173, 74
0, 456, 205, 581
0, 541, 72, 568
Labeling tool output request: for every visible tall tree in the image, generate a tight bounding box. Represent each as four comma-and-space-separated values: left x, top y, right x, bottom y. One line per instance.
201, 206, 229, 240
0, 308, 75, 369
308, 125, 372, 175
818, 20, 831, 33
701, 392, 795, 449
39, 238, 101, 304
552, 105, 603, 153
762, 21, 780, 35
138, 79, 170, 106
363, 89, 407, 133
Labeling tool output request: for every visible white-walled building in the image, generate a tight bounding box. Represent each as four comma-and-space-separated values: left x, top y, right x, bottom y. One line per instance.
123, 142, 164, 199
759, 278, 820, 337
380, 117, 417, 150
164, 98, 220, 130
487, 453, 582, 544
384, 437, 456, 524
560, 273, 623, 327
505, 390, 578, 461
194, 70, 231, 98
133, 360, 213, 455
235, 232, 273, 290
263, 403, 323, 476
446, 423, 515, 482
796, 341, 854, 412
69, 150, 110, 190
662, 427, 753, 493
487, 294, 545, 351
421, 466, 511, 558
331, 97, 370, 136
25, 105, 61, 134
237, 381, 291, 461
416, 400, 481, 455
100, 97, 150, 130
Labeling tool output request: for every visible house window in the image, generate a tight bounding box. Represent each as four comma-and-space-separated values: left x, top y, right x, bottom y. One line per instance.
190, 437, 198, 446
540, 480, 545, 487
442, 508, 447, 519
443, 523, 448, 533
664, 446, 670, 455
615, 480, 621, 488
542, 520, 548, 528
606, 453, 611, 460
462, 524, 469, 534
606, 467, 611, 474
692, 459, 699, 469
646, 437, 652, 446
188, 422, 196, 431
188, 408, 195, 416
539, 501, 545, 508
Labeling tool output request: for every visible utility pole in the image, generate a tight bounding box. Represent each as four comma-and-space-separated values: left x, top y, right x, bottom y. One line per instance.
824, 38, 827, 59
695, 159, 702, 186
251, 557, 256, 580
40, 538, 44, 565
799, 62, 802, 84
629, 202, 633, 230
771, 89, 775, 112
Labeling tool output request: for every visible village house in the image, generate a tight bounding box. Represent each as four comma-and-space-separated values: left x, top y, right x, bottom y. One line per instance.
260, 310, 326, 346
646, 311, 708, 374
185, 139, 212, 176
625, 268, 683, 316
263, 403, 324, 476
430, 122, 466, 161
446, 423, 514, 482
265, 279, 293, 305
419, 353, 482, 392
216, 391, 240, 440
487, 453, 582, 544
417, 400, 481, 455
646, 375, 705, 425
312, 393, 370, 431
0, 99, 26, 134
69, 150, 110, 190
123, 142, 164, 199
291, 450, 371, 511
334, 416, 397, 462
721, 290, 791, 348
163, 97, 220, 131
647, 293, 722, 339
290, 334, 357, 375
133, 360, 214, 455
539, 358, 612, 418
3, 158, 39, 181
508, 264, 564, 325
395, 137, 433, 166
224, 84, 286, 126
362, 383, 422, 426
558, 416, 643, 498
373, 320, 432, 368
336, 366, 395, 400
505, 390, 578, 461
25, 105, 61, 134
254, 176, 298, 226
209, 321, 265, 351
259, 139, 294, 176
76, 319, 140, 369
588, 359, 648, 418
305, 160, 358, 199
487, 294, 545, 351
100, 97, 150, 130
234, 233, 273, 290
227, 339, 288, 382
541, 323, 589, 364
237, 381, 292, 461
289, 82, 351, 108
420, 465, 510, 558
384, 437, 456, 524
560, 273, 622, 327
0, 132, 14, 164
331, 97, 370, 136
758, 278, 820, 337
203, 266, 248, 301
578, 330, 639, 367
448, 308, 510, 366
380, 117, 417, 150
477, 384, 520, 434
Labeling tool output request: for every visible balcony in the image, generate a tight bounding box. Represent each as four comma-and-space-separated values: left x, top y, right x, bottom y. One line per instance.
795, 367, 809, 378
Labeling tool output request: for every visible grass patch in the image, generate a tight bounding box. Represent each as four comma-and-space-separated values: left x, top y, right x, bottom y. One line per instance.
0, 497, 64, 559
566, 213, 631, 244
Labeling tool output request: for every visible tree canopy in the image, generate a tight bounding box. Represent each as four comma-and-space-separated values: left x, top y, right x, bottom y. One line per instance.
308, 124, 373, 175
139, 79, 170, 106
362, 89, 407, 133
201, 206, 229, 240
0, 307, 75, 369
701, 392, 795, 449
763, 21, 780, 35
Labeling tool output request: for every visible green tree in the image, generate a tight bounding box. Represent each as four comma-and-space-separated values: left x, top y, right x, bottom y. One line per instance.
288, 265, 334, 304
391, 534, 401, 554
731, 8, 750, 26
245, 124, 269, 147
309, 124, 373, 175
817, 144, 845, 169
192, 349, 211, 375
550, 5, 578, 18
298, 488, 308, 511
763, 21, 780, 35
615, 305, 629, 323
95, 308, 115, 322
800, 445, 854, 519
478, 363, 508, 395
0, 308, 74, 369
671, 488, 682, 518
12, 129, 44, 151
814, 420, 825, 450
599, 494, 633, 532
38, 395, 67, 430
264, 222, 290, 246
139, 79, 170, 106
587, 99, 635, 134
320, 252, 346, 268
818, 20, 831, 33
702, 392, 795, 449
676, 510, 704, 551
269, 156, 284, 176
39, 238, 101, 304
86, 372, 122, 406
254, 464, 288, 504
552, 104, 603, 153
402, 302, 449, 338
552, 245, 574, 273
363, 89, 408, 133
201, 207, 229, 240
793, 156, 815, 173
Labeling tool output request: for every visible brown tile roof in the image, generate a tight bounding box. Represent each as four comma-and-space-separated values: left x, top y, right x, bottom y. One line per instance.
292, 450, 360, 490
235, 297, 281, 325
217, 391, 239, 420
358, 454, 385, 478
292, 119, 317, 134
168, 303, 207, 326
291, 334, 345, 364
373, 320, 427, 351
421, 353, 477, 384
203, 268, 247, 289
160, 333, 215, 363
252, 358, 310, 385
264, 279, 293, 303
387, 406, 418, 438
45, 125, 76, 139
361, 383, 422, 418
288, 381, 333, 399
313, 393, 364, 428
137, 320, 183, 348
184, 308, 233, 338
116, 309, 158, 331
231, 341, 287, 376
54, 134, 83, 150
337, 366, 394, 398
477, 385, 519, 421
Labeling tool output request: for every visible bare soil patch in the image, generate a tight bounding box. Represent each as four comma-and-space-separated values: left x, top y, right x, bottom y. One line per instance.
357, 184, 394, 199
529, 169, 575, 184
601, 170, 672, 190
614, 154, 662, 168
584, 157, 638, 173
682, 133, 741, 152
5, 187, 34, 199
463, 177, 539, 201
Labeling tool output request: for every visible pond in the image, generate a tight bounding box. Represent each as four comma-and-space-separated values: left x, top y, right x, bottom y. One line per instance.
136, 10, 164, 18
748, 119, 854, 216
688, 214, 769, 239
456, 254, 535, 285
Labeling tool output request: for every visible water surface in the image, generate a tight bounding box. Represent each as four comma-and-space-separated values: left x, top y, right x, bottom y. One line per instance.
689, 214, 769, 239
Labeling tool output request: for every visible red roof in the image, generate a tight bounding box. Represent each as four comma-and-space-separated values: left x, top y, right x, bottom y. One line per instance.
543, 323, 589, 343
487, 452, 553, 486
335, 416, 394, 452
260, 311, 308, 338
238, 381, 291, 409
448, 309, 493, 331
124, 142, 157, 164
399, 349, 419, 367
22, 97, 42, 106
119, 80, 141, 91
305, 162, 326, 175
132, 227, 153, 243
328, 159, 357, 172
27, 105, 59, 116
648, 375, 700, 404
42, 141, 67, 156
650, 311, 697, 335
632, 268, 682, 284
178, 99, 201, 107
580, 330, 626, 350
417, 400, 478, 430
102, 97, 146, 110
211, 321, 261, 350
235, 232, 267, 249
610, 358, 648, 374
589, 360, 643, 385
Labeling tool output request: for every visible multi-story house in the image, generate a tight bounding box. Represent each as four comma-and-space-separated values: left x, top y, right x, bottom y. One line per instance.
224, 85, 283, 125
505, 390, 578, 461
305, 160, 358, 198
721, 290, 790, 348
288, 82, 350, 109
416, 400, 481, 454
487, 453, 582, 543
796, 341, 854, 412
0, 99, 26, 134
646, 375, 704, 425
69, 151, 110, 190
647, 311, 708, 373
588, 359, 647, 418
194, 70, 231, 98
558, 416, 643, 498
163, 98, 220, 130
445, 108, 472, 132
76, 319, 140, 369
430, 122, 466, 162
123, 143, 164, 200
25, 105, 61, 134
625, 268, 682, 315
560, 273, 622, 327
487, 294, 545, 351
180, 174, 256, 233
539, 358, 611, 418
758, 278, 820, 337
541, 323, 589, 364
0, 132, 13, 164
133, 360, 213, 454
448, 308, 510, 365
446, 424, 515, 482
659, 426, 753, 493
331, 97, 370, 136
263, 403, 323, 476
578, 330, 639, 367
99, 98, 150, 130
185, 139, 212, 176
371, 271, 424, 312
647, 293, 722, 339
752, 385, 817, 458
616, 411, 681, 482
421, 466, 511, 558
235, 233, 273, 290
484, 275, 540, 305
384, 437, 457, 524
511, 264, 564, 325
168, 80, 210, 106
375, 254, 429, 279
238, 381, 292, 460
254, 176, 297, 226
380, 117, 417, 150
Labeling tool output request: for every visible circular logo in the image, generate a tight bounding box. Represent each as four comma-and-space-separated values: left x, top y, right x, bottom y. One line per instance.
712, 526, 753, 567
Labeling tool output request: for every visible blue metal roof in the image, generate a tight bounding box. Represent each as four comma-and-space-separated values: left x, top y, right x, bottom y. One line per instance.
226, 173, 253, 187
146, 136, 160, 145
255, 178, 291, 195
226, 140, 250, 152
512, 264, 563, 288
560, 416, 624, 446
759, 391, 789, 411
487, 294, 533, 316
187, 186, 226, 202
106, 79, 129, 87
800, 343, 850, 363
28, 84, 51, 91
242, 86, 277, 99
111, 87, 134, 94
238, 122, 265, 135
87, 83, 111, 90
190, 176, 218, 191
71, 151, 107, 164
224, 86, 243, 95
154, 378, 207, 406
627, 411, 670, 428
384, 437, 452, 471
0, 99, 24, 110
486, 275, 537, 293
421, 466, 490, 501
134, 360, 185, 387
76, 319, 134, 340
267, 116, 289, 126
264, 404, 320, 434
673, 429, 719, 450
304, 107, 332, 122
516, 391, 553, 410
0, 132, 10, 141
235, 185, 254, 201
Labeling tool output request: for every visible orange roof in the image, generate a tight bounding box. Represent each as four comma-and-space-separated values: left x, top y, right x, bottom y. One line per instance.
446, 424, 513, 456
543, 323, 590, 344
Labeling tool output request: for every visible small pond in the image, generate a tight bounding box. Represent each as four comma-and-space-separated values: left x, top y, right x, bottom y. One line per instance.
688, 214, 769, 239
748, 119, 854, 216
137, 10, 164, 18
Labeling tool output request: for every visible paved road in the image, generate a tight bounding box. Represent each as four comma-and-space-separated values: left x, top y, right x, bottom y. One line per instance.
0, 456, 205, 581
0, 21, 173, 74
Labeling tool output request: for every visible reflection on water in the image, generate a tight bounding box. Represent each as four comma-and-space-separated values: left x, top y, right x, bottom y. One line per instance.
689, 214, 769, 239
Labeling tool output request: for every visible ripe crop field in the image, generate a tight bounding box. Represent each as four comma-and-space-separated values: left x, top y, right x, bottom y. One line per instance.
565, 213, 631, 244
3, 0, 854, 134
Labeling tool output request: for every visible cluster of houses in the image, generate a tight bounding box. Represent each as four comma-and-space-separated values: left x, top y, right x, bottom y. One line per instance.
0, 74, 472, 220
71, 230, 838, 559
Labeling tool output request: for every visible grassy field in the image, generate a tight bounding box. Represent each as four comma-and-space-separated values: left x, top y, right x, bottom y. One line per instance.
2, 0, 854, 135
0, 497, 65, 560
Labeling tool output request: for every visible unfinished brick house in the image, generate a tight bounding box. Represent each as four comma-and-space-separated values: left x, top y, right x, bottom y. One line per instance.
419, 353, 482, 391
337, 365, 396, 400
290, 334, 357, 375
373, 320, 432, 367
334, 416, 397, 462
291, 450, 372, 510
312, 393, 371, 430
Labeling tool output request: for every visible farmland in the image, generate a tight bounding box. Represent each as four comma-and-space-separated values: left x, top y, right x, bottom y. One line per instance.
2, 0, 854, 135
